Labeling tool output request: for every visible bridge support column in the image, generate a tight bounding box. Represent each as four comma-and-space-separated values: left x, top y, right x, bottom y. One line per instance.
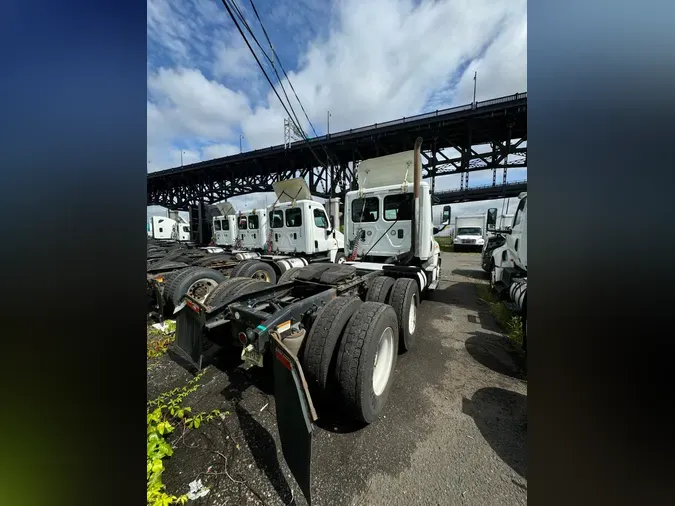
431, 140, 437, 195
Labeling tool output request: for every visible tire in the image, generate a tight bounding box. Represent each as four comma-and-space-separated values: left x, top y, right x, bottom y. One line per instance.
229, 260, 254, 278
389, 278, 419, 353
163, 267, 201, 304
234, 280, 272, 297
302, 297, 362, 392
334, 252, 346, 264
335, 302, 399, 423
170, 268, 227, 307
277, 267, 302, 284
240, 261, 277, 284
205, 277, 255, 306
366, 276, 395, 303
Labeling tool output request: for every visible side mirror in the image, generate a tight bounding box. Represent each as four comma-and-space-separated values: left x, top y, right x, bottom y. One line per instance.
486, 208, 498, 230
433, 227, 440, 235
442, 206, 451, 225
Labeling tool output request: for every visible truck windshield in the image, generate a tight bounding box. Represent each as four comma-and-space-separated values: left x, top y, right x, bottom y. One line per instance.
457, 227, 482, 236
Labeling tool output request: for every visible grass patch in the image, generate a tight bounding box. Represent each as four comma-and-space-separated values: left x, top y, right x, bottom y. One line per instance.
435, 236, 454, 252
476, 284, 523, 346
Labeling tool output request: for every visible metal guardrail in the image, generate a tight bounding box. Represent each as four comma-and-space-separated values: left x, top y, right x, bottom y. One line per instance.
328, 92, 527, 140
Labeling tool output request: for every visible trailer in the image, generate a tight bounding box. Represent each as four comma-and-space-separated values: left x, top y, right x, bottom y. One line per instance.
170, 139, 450, 504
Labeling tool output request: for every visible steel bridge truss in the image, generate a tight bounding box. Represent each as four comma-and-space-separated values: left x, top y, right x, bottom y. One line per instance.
148, 93, 527, 210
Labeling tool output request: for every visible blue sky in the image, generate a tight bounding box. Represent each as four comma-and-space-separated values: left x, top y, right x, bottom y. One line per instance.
147, 0, 527, 220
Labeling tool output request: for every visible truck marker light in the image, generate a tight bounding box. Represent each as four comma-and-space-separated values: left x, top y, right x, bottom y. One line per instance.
238, 332, 247, 344
186, 300, 200, 313
275, 349, 292, 371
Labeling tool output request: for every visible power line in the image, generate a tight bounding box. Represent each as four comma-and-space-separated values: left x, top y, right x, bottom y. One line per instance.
246, 0, 322, 141
220, 0, 335, 192
225, 0, 306, 141
244, 0, 336, 195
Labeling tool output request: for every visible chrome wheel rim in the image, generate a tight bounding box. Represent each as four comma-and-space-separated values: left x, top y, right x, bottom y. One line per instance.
186, 278, 219, 303
408, 296, 417, 334
373, 327, 395, 396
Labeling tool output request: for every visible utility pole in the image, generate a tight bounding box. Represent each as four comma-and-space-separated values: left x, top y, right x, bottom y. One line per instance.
240, 134, 243, 153
473, 71, 477, 108
180, 150, 184, 166
327, 111, 331, 137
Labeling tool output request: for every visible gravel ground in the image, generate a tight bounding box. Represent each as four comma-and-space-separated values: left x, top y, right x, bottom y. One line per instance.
147, 252, 527, 506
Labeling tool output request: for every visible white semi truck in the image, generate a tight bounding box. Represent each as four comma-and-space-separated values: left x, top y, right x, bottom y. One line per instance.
171, 139, 449, 504
148, 216, 190, 242
484, 193, 527, 350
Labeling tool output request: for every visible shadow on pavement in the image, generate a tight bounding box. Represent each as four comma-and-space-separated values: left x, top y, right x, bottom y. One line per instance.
451, 268, 489, 280
234, 403, 294, 505
462, 387, 527, 479
219, 365, 293, 505
427, 281, 482, 311
465, 331, 527, 380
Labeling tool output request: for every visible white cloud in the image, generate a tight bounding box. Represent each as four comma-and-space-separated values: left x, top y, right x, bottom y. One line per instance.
202, 143, 240, 159
148, 67, 251, 143
147, 0, 527, 210
239, 0, 526, 148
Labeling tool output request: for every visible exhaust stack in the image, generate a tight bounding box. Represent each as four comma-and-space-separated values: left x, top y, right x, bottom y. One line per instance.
412, 136, 423, 258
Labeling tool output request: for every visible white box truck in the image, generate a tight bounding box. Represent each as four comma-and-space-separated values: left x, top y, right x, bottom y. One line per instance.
453, 215, 486, 252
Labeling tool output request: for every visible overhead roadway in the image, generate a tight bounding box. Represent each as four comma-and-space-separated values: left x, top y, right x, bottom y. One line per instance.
434, 180, 527, 205
148, 92, 527, 210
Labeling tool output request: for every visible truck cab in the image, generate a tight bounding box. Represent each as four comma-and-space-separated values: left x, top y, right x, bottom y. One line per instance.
237, 209, 268, 251
268, 178, 345, 262
212, 215, 238, 247
490, 193, 527, 276
343, 149, 442, 288
178, 223, 190, 242
149, 216, 177, 241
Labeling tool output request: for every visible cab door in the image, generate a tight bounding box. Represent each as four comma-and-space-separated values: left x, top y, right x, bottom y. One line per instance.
237, 215, 249, 248
282, 206, 304, 253
381, 192, 412, 253
311, 206, 331, 254
222, 216, 235, 247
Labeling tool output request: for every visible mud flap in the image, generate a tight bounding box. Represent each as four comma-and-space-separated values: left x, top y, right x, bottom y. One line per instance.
270, 334, 317, 506
172, 301, 206, 370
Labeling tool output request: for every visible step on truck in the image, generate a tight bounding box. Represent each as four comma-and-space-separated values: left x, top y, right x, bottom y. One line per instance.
483, 193, 527, 350
171, 138, 449, 504
147, 179, 346, 321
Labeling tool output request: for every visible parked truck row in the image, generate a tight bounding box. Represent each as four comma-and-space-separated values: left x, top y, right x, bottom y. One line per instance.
146, 178, 349, 321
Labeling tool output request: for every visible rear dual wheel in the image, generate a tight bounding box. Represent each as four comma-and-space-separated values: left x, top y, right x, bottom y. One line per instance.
231, 260, 277, 284
302, 297, 399, 423
164, 267, 227, 308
